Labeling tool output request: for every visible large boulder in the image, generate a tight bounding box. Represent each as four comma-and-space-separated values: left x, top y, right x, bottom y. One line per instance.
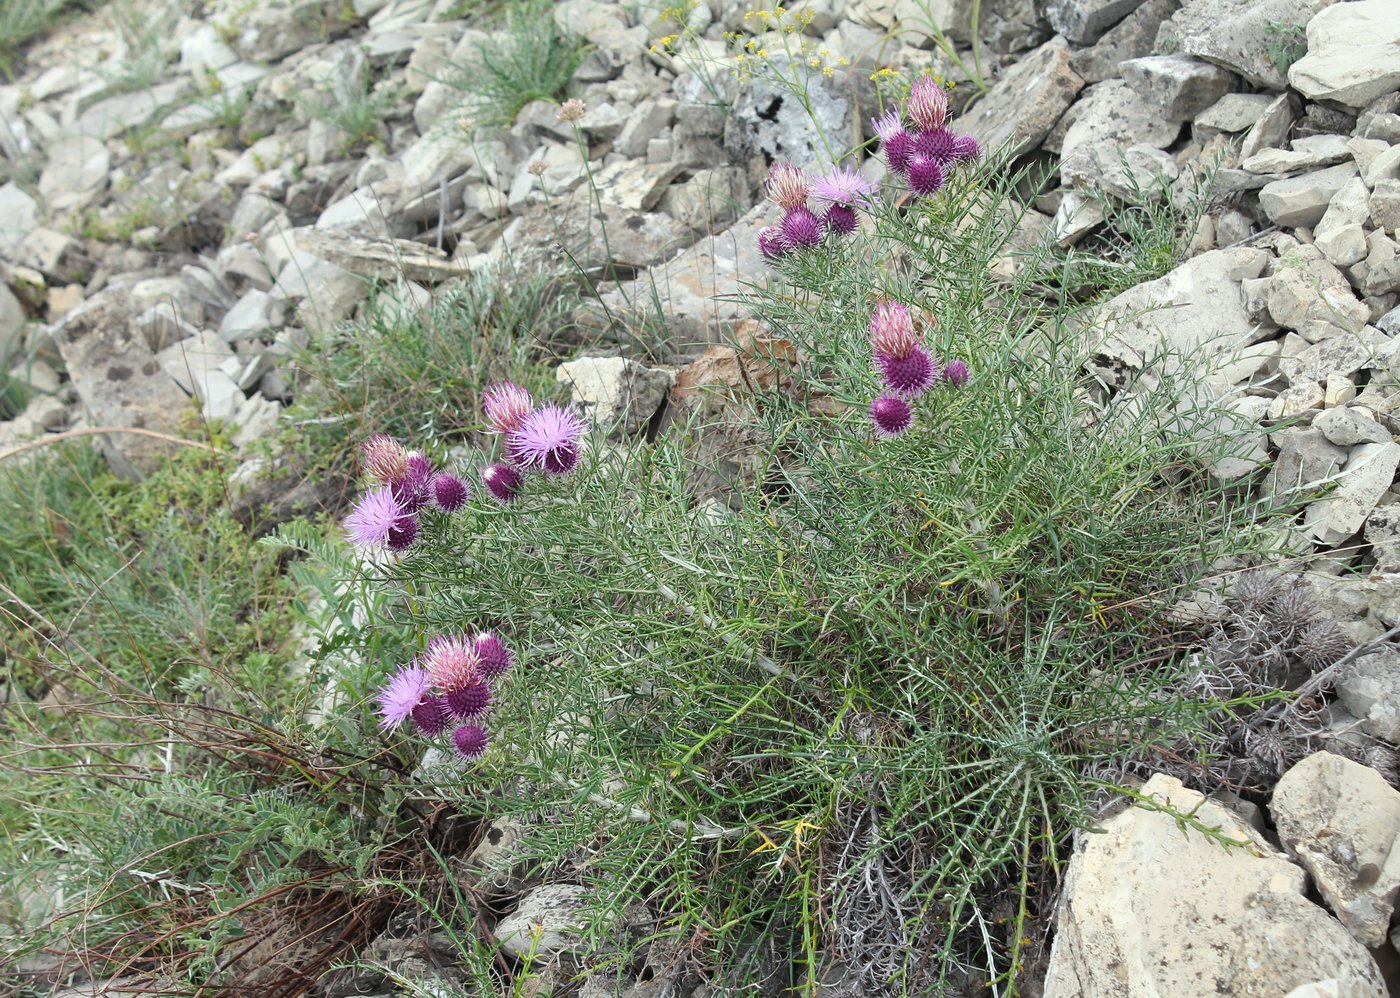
1289, 0, 1400, 108
1272, 752, 1400, 948
1044, 773, 1385, 996
1155, 0, 1328, 89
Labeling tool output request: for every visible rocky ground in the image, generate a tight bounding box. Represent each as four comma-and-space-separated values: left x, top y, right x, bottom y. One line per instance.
5, 0, 1400, 993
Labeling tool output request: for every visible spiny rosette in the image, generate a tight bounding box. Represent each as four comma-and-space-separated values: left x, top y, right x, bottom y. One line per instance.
825, 204, 858, 234
393, 453, 435, 512
810, 165, 874, 211
411, 695, 451, 736
509, 403, 587, 476
907, 155, 945, 196
951, 133, 981, 161
914, 127, 957, 164
943, 359, 970, 387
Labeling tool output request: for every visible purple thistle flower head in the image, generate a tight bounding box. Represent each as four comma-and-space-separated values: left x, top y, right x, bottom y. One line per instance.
810, 165, 874, 210
943, 359, 970, 387
387, 513, 419, 552
374, 663, 430, 733
883, 131, 914, 174
871, 108, 903, 143
781, 206, 824, 249
444, 680, 493, 719
914, 127, 957, 164
825, 204, 858, 235
483, 381, 534, 435
345, 487, 407, 548
411, 695, 451, 735
422, 634, 480, 690
482, 462, 524, 503
765, 161, 809, 211
393, 455, 434, 512
952, 133, 981, 161
758, 225, 788, 262
510, 403, 587, 476
907, 156, 946, 197
474, 631, 516, 679
876, 344, 940, 398
868, 300, 920, 360
908, 76, 948, 132
431, 473, 470, 512
452, 723, 490, 759
870, 395, 914, 437
362, 434, 410, 486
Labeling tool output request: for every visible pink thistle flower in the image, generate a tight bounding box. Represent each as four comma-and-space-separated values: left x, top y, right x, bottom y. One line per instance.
825, 204, 858, 234
452, 723, 490, 759
943, 359, 970, 386
907, 156, 945, 197
386, 513, 419, 553
914, 127, 957, 164
362, 434, 410, 486
810, 165, 874, 210
474, 631, 516, 679
509, 403, 586, 476
868, 300, 920, 360
374, 663, 431, 733
345, 487, 408, 547
483, 382, 534, 435
765, 161, 810, 211
482, 462, 524, 503
781, 206, 824, 249
870, 109, 903, 143
411, 695, 451, 735
444, 680, 493, 719
876, 344, 940, 398
908, 77, 948, 132
431, 473, 470, 512
758, 225, 788, 261
870, 395, 914, 437
952, 133, 981, 161
394, 454, 435, 512
884, 131, 914, 174
422, 634, 481, 690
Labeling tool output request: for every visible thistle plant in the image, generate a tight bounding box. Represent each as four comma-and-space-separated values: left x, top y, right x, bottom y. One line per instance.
320, 69, 1284, 996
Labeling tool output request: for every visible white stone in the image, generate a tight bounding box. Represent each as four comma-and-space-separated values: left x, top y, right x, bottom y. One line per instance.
1272, 752, 1400, 948
1043, 772, 1385, 997
1314, 407, 1391, 447
1242, 134, 1352, 175
1052, 190, 1104, 247
1289, 0, 1400, 109
557, 356, 673, 437
1260, 164, 1360, 228
493, 884, 592, 959
1305, 441, 1400, 545
0, 182, 38, 254
37, 134, 109, 212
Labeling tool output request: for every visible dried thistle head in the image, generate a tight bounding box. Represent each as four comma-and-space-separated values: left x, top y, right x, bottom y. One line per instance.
1227, 570, 1284, 614
1292, 619, 1350, 672
1266, 583, 1318, 629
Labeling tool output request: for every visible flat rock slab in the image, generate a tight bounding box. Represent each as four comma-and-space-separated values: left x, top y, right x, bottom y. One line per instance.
958, 37, 1084, 160
1156, 0, 1328, 89
1289, 0, 1400, 108
1044, 772, 1385, 996
50, 290, 192, 480
293, 229, 469, 284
